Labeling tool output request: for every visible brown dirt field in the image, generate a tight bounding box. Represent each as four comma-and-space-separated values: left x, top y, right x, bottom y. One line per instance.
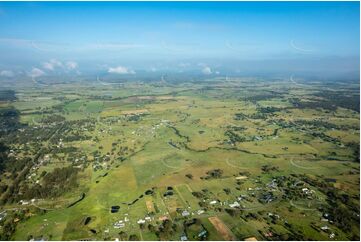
236, 175, 248, 180
245, 237, 258, 241
208, 216, 236, 241
120, 109, 149, 115
157, 96, 178, 100
146, 200, 155, 213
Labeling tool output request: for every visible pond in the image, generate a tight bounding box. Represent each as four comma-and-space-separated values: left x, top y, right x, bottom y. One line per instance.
111, 205, 120, 213
84, 217, 91, 225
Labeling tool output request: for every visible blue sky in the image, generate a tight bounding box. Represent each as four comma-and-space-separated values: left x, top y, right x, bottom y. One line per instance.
0, 1, 359, 78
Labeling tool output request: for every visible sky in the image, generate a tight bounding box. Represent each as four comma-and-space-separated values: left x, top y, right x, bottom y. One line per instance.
0, 1, 359, 79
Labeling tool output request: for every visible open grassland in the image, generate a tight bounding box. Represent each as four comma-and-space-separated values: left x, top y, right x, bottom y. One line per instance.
0, 77, 359, 241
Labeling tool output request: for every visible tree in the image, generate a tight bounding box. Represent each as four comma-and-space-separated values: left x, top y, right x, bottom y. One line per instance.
139, 223, 145, 230
185, 174, 193, 179
118, 231, 128, 241
148, 224, 155, 232
129, 234, 139, 241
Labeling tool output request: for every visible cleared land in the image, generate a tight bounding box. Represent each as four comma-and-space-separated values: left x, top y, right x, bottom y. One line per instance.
0, 77, 359, 241
208, 216, 236, 241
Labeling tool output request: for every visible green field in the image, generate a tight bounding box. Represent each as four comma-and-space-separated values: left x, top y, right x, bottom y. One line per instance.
0, 77, 359, 241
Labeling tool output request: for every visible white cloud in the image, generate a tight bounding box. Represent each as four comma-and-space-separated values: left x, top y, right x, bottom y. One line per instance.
108, 66, 135, 74
202, 66, 212, 75
42, 59, 78, 72
65, 61, 78, 70
29, 68, 45, 78
42, 59, 63, 71
0, 70, 14, 77
42, 62, 55, 71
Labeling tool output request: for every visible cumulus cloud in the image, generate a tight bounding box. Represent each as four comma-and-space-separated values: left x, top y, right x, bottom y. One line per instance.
0, 70, 14, 77
42, 62, 55, 71
29, 68, 45, 78
108, 66, 135, 74
202, 66, 212, 75
42, 59, 78, 72
42, 59, 63, 71
65, 61, 78, 70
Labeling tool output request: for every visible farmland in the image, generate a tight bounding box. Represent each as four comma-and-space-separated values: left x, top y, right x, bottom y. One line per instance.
0, 77, 359, 240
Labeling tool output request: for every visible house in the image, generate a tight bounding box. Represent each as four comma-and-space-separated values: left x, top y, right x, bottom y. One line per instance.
268, 213, 280, 219
180, 234, 188, 241
302, 188, 314, 195
209, 200, 217, 205
197, 210, 205, 215
20, 200, 29, 205
182, 210, 190, 217
254, 136, 262, 141
137, 219, 146, 224
0, 212, 7, 221
158, 216, 168, 221
259, 193, 275, 203
267, 180, 278, 189
229, 201, 240, 208
238, 195, 247, 201
264, 232, 273, 237
113, 220, 125, 229
198, 229, 208, 238
321, 225, 329, 231
302, 188, 309, 193
118, 223, 125, 228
